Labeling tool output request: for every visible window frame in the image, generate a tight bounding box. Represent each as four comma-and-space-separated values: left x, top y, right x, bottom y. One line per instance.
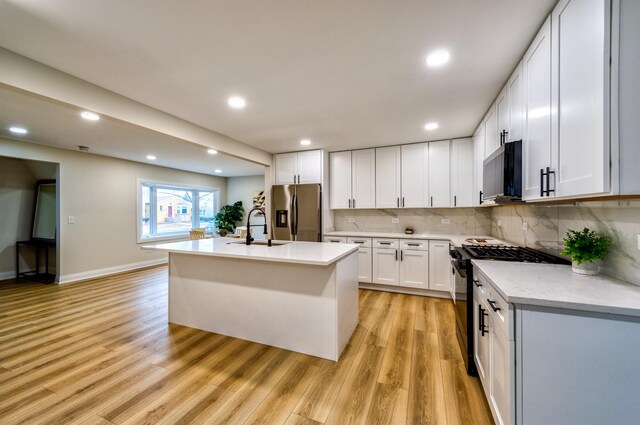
136, 178, 220, 243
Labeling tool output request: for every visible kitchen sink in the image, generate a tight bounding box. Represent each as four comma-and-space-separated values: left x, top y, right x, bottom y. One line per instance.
228, 240, 290, 246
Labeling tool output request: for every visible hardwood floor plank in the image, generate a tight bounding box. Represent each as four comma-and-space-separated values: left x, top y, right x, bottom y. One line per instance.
0, 268, 493, 425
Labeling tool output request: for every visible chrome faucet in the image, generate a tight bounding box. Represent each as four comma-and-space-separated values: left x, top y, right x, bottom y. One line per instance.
245, 207, 267, 245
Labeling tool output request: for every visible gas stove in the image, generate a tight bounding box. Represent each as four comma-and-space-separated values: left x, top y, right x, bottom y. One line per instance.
462, 244, 570, 264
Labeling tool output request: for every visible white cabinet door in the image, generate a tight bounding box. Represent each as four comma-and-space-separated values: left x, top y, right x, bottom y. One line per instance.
275, 152, 298, 185
522, 17, 552, 201
351, 149, 376, 209
428, 140, 450, 208
375, 146, 401, 208
474, 292, 491, 391
496, 86, 509, 145
490, 325, 511, 425
401, 143, 429, 207
551, 0, 609, 198
428, 240, 450, 292
356, 247, 372, 284
372, 248, 399, 285
474, 126, 485, 206
297, 150, 322, 184
484, 105, 499, 159
507, 61, 524, 143
329, 151, 352, 209
399, 249, 429, 289
450, 138, 474, 207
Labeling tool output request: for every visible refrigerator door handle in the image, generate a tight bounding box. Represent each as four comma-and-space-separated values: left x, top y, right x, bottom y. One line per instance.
293, 193, 299, 238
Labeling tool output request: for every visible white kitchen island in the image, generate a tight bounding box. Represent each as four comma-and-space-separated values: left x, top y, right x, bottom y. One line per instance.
142, 238, 359, 361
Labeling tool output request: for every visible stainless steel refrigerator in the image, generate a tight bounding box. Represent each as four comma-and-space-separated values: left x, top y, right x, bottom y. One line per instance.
271, 184, 321, 242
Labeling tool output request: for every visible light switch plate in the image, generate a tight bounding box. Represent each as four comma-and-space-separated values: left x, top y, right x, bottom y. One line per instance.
442, 218, 451, 224
391, 218, 400, 224
522, 222, 528, 231
68, 216, 75, 224
347, 217, 355, 223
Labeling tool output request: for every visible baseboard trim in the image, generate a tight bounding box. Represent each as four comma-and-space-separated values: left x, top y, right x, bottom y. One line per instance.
58, 258, 168, 284
359, 282, 452, 299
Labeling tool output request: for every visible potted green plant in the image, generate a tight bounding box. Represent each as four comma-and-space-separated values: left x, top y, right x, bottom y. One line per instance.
214, 201, 244, 237
561, 227, 611, 275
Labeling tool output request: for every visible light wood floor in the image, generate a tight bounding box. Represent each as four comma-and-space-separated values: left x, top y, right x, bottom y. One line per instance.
0, 266, 493, 425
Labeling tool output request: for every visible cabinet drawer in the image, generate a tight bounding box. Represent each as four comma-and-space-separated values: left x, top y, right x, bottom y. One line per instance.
323, 236, 347, 244
373, 238, 399, 249
473, 269, 489, 296
400, 240, 429, 251
347, 237, 372, 248
488, 287, 512, 340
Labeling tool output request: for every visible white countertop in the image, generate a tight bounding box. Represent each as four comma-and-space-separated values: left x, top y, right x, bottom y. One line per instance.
324, 230, 506, 247
142, 238, 359, 266
472, 260, 640, 317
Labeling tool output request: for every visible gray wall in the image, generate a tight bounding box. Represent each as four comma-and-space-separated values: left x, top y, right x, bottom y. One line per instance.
227, 175, 266, 237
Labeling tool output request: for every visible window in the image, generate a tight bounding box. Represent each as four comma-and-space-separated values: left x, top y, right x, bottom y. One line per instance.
138, 181, 220, 242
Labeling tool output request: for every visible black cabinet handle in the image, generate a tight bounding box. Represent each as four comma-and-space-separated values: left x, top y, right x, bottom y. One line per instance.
454, 195, 457, 207
540, 168, 544, 197
430, 196, 433, 207
407, 243, 420, 247
380, 242, 391, 245
348, 198, 351, 208
540, 167, 556, 197
479, 306, 489, 336
488, 299, 501, 312
397, 197, 399, 207
400, 250, 404, 261
353, 241, 364, 244
479, 190, 483, 205
395, 250, 398, 261
473, 279, 482, 288
402, 197, 405, 207
353, 199, 356, 208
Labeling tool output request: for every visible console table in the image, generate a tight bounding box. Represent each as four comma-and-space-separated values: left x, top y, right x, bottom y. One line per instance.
16, 240, 56, 283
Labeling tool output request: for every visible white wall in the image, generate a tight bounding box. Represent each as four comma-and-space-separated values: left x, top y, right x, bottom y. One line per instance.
227, 175, 266, 237
0, 138, 226, 283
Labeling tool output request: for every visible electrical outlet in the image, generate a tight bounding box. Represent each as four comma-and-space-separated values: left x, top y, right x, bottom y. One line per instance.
391, 218, 400, 224
347, 217, 355, 223
522, 222, 528, 231
497, 219, 502, 227
68, 216, 75, 224
442, 218, 451, 224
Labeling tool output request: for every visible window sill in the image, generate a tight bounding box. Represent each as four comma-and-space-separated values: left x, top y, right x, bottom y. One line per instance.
137, 233, 214, 245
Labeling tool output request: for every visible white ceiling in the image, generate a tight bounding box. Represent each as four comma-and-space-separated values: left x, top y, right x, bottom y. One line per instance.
0, 86, 265, 177
0, 0, 556, 155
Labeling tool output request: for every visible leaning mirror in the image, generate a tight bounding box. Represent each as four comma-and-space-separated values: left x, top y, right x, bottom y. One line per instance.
32, 180, 57, 241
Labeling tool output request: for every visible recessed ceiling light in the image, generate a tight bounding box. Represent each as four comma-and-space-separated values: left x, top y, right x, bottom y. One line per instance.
80, 111, 100, 121
424, 122, 439, 131
9, 126, 28, 134
214, 169, 222, 173
207, 149, 218, 155
227, 96, 246, 109
146, 155, 157, 160
426, 49, 450, 67
300, 139, 311, 146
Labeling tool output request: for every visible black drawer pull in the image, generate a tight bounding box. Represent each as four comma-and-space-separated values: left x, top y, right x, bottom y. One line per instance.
473, 279, 482, 288
488, 299, 501, 312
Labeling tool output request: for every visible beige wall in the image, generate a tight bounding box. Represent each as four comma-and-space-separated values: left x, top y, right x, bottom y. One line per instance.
227, 175, 266, 237
0, 137, 226, 282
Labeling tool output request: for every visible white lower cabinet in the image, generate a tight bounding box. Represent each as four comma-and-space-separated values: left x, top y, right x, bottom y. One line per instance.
371, 238, 431, 290
428, 240, 451, 292
372, 247, 399, 285
348, 237, 372, 284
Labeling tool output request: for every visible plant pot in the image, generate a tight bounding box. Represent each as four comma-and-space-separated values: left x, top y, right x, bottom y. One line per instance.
218, 229, 228, 237
572, 260, 600, 276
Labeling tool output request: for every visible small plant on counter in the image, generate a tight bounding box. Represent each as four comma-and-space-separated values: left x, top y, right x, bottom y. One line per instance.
561, 227, 611, 275
214, 201, 244, 236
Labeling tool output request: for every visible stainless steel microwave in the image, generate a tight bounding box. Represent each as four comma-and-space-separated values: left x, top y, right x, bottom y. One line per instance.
482, 140, 522, 202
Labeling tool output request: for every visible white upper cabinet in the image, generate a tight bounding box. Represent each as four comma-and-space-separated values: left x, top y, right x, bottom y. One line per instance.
401, 143, 429, 208
450, 138, 475, 207
329, 149, 375, 209
329, 151, 352, 209
375, 146, 402, 208
484, 105, 499, 159
522, 17, 552, 201
428, 140, 451, 207
275, 150, 321, 185
474, 125, 485, 205
551, 0, 609, 198
496, 86, 509, 146
351, 149, 376, 209
507, 61, 524, 143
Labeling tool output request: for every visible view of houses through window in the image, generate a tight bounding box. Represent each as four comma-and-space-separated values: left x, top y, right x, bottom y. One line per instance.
140, 182, 219, 240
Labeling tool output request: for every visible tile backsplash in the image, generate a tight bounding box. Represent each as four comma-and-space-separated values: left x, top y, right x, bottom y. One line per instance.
333, 208, 492, 235
491, 200, 640, 285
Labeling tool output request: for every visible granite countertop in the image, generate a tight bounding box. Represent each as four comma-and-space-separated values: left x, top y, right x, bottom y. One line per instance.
472, 260, 640, 317
323, 230, 507, 247
142, 238, 358, 266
